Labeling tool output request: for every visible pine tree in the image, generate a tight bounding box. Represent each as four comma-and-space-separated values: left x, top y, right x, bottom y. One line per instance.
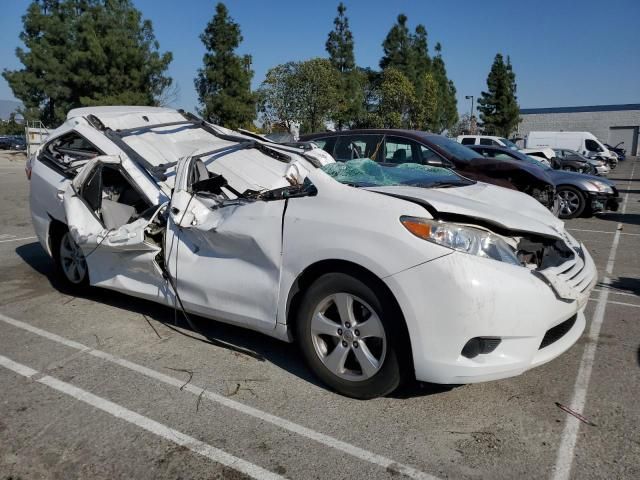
3, 0, 173, 127
477, 53, 520, 137
379, 16, 458, 132
195, 2, 255, 129
431, 43, 458, 133
325, 2, 354, 74
325, 2, 362, 129
380, 14, 413, 76
411, 24, 431, 96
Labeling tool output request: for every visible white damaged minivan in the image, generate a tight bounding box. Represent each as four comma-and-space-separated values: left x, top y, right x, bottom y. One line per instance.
28, 107, 596, 398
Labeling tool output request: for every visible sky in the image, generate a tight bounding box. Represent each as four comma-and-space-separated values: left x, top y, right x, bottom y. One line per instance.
1, 0, 639, 116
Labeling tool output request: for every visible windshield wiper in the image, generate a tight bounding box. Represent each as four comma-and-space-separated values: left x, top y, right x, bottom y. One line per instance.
429, 181, 469, 188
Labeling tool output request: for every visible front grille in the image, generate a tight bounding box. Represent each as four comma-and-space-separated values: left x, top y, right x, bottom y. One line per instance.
555, 254, 592, 293
539, 315, 577, 349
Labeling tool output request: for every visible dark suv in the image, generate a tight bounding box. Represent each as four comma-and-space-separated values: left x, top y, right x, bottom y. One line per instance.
300, 129, 557, 211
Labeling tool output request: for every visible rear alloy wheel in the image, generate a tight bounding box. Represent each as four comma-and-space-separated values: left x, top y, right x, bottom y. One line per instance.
557, 186, 586, 219
55, 230, 89, 287
296, 273, 404, 399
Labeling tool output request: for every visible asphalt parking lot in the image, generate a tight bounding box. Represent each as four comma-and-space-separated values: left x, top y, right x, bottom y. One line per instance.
0, 151, 638, 480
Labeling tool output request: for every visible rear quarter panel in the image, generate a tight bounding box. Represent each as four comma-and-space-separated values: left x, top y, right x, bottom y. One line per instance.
29, 156, 70, 256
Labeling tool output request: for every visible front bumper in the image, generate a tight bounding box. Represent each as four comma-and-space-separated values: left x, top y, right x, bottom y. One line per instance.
384, 245, 596, 384
588, 189, 620, 213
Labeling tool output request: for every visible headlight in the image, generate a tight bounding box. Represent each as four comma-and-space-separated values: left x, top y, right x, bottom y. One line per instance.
586, 181, 613, 193
400, 217, 521, 266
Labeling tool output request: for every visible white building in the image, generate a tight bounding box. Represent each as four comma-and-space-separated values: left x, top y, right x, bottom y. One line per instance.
519, 104, 640, 155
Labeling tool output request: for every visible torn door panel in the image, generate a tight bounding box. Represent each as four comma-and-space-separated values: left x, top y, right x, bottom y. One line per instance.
63, 156, 171, 303
165, 199, 285, 331
165, 155, 286, 331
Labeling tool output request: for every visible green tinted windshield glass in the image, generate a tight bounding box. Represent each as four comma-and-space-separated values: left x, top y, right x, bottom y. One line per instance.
321, 158, 472, 188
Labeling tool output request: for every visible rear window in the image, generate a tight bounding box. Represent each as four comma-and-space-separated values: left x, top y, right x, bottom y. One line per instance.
461, 137, 475, 145
38, 131, 102, 177
333, 134, 384, 162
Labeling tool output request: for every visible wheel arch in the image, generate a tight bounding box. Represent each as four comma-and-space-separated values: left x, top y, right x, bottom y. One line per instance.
557, 183, 588, 194
48, 218, 68, 256
285, 259, 415, 376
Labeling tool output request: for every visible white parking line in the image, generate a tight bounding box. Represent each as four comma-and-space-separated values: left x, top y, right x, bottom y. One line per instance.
0, 313, 438, 480
568, 228, 615, 235
567, 228, 640, 237
591, 288, 638, 298
552, 160, 637, 480
0, 354, 285, 480
0, 236, 37, 244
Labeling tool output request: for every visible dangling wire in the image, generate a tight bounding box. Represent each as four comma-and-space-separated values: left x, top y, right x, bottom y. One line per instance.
161, 191, 264, 361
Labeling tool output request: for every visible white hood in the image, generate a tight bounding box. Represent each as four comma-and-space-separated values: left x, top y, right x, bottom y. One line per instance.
366, 182, 566, 238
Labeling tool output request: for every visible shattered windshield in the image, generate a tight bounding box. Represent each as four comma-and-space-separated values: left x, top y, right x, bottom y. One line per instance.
321, 159, 474, 188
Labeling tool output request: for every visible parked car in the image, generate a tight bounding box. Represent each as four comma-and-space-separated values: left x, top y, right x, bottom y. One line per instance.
300, 130, 557, 212
525, 131, 618, 169
523, 147, 597, 173
469, 145, 620, 219
604, 142, 625, 161
520, 148, 554, 167
0, 135, 27, 151
456, 135, 520, 150
553, 148, 609, 175
29, 107, 595, 399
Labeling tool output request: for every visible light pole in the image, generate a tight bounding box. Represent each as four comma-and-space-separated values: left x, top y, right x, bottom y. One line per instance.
465, 95, 474, 134
465, 95, 474, 120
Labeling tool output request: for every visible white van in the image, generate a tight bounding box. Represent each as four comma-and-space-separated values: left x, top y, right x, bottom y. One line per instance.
525, 131, 615, 161
456, 135, 519, 150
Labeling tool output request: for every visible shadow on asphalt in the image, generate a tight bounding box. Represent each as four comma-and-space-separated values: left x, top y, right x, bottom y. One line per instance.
596, 212, 640, 226
15, 241, 454, 399
607, 277, 640, 296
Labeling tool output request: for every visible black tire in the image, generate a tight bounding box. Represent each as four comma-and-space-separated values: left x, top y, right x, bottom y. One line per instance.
296, 272, 406, 399
557, 186, 586, 219
52, 226, 90, 289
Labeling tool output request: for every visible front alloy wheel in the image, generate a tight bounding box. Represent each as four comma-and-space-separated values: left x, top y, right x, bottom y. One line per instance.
311, 293, 387, 381
297, 273, 404, 399
557, 186, 586, 219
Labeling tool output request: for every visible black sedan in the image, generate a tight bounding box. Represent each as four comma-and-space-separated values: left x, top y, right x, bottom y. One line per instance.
299, 129, 557, 212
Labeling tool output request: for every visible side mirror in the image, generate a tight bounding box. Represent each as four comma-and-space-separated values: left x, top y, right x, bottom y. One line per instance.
425, 157, 454, 168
